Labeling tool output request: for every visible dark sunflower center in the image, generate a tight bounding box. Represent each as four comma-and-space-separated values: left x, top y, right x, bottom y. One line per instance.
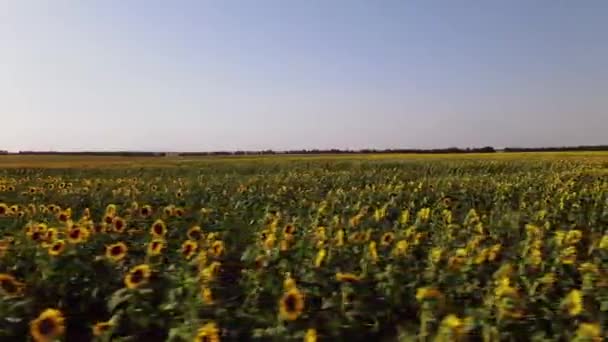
201, 335, 211, 342
115, 221, 124, 229
105, 216, 113, 224
38, 318, 56, 335
69, 230, 80, 239
111, 246, 123, 256
285, 294, 298, 312
59, 214, 67, 221
183, 245, 193, 255
0, 207, 5, 214
154, 225, 163, 234
131, 270, 144, 283
31, 232, 41, 241
1, 279, 17, 293
52, 243, 62, 251
190, 231, 201, 240
141, 208, 149, 215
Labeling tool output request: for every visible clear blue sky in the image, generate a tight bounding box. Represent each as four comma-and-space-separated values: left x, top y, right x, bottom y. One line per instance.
1, 1, 607, 151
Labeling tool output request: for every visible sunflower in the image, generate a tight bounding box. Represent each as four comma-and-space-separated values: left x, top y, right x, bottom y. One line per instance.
562, 289, 583, 317
200, 262, 221, 283
194, 322, 220, 342
201, 286, 214, 305
380, 232, 395, 246
48, 240, 66, 256
44, 228, 57, 242
163, 205, 174, 217
560, 246, 577, 265
304, 328, 317, 342
30, 308, 65, 342
335, 272, 361, 283
279, 287, 305, 321
188, 226, 203, 240
105, 204, 117, 215
67, 226, 89, 244
283, 224, 296, 235
140, 205, 153, 217
314, 249, 326, 268
57, 210, 70, 223
209, 240, 224, 258
112, 217, 127, 233
575, 322, 602, 342
151, 219, 167, 237
92, 321, 113, 337
124, 264, 152, 289
147, 239, 165, 256
106, 242, 128, 262
0, 273, 24, 296
416, 287, 443, 302
181, 240, 198, 259
103, 213, 114, 225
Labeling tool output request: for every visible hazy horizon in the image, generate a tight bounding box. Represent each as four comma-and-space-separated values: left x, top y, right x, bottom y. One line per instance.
2, 1, 607, 152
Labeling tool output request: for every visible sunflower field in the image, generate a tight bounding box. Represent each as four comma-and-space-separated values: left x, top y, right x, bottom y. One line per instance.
0, 154, 606, 341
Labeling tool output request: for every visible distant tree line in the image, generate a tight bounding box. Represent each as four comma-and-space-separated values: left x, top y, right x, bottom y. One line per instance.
503, 145, 608, 152
3, 145, 608, 157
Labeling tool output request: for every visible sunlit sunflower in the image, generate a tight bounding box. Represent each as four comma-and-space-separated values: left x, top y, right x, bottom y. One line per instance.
380, 232, 395, 246
30, 308, 65, 342
48, 240, 66, 256
181, 240, 198, 259
140, 205, 153, 217
106, 242, 128, 262
575, 322, 602, 342
174, 207, 185, 217
0, 273, 24, 296
124, 264, 152, 289
163, 205, 174, 217
67, 226, 89, 244
200, 262, 221, 283
194, 322, 220, 342
151, 219, 167, 237
279, 287, 305, 321
201, 286, 214, 305
43, 228, 58, 242
92, 321, 113, 337
562, 289, 583, 317
209, 240, 224, 258
335, 272, 361, 283
105, 204, 117, 215
314, 248, 326, 268
188, 226, 203, 240
304, 328, 317, 342
147, 239, 165, 256
416, 287, 444, 302
112, 217, 127, 233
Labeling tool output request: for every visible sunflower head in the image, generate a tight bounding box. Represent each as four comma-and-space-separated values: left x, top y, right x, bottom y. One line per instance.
0, 203, 8, 216
283, 224, 296, 235
209, 240, 224, 258
147, 239, 165, 256
0, 274, 24, 296
188, 226, 203, 240
125, 264, 152, 289
57, 211, 70, 223
112, 217, 126, 233
335, 272, 361, 283
182, 240, 198, 259
48, 240, 66, 256
380, 232, 395, 246
194, 322, 220, 342
279, 287, 305, 321
106, 242, 128, 262
30, 308, 65, 342
67, 227, 89, 244
92, 321, 113, 337
151, 219, 167, 237
140, 205, 152, 217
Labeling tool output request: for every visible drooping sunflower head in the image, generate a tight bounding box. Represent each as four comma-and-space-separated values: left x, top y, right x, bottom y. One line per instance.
0, 274, 24, 296
194, 322, 220, 342
30, 308, 65, 342
279, 287, 305, 321
92, 321, 113, 337
181, 240, 198, 259
106, 242, 128, 262
48, 240, 66, 256
147, 239, 165, 256
124, 264, 152, 289
57, 210, 70, 223
187, 226, 203, 240
151, 219, 167, 237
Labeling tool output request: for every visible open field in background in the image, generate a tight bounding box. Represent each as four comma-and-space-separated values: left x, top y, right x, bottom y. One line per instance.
0, 152, 606, 341
1, 151, 608, 168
